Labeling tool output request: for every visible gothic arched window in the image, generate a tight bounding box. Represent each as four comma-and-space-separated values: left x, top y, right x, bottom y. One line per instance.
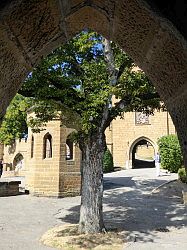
43, 133, 52, 159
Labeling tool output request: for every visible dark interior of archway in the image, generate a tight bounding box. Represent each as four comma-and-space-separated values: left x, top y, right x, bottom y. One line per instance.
0, 0, 13, 10
145, 0, 187, 40
132, 139, 155, 169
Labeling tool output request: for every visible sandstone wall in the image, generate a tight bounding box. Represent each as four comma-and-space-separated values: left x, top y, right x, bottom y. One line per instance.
106, 110, 176, 168
3, 139, 29, 176
26, 119, 81, 197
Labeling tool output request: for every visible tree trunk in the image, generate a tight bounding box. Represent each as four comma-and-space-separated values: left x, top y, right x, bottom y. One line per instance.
78, 131, 106, 233
78, 37, 117, 234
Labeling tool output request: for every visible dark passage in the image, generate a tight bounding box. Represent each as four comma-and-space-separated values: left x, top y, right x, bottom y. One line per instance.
132, 139, 155, 168
134, 159, 155, 168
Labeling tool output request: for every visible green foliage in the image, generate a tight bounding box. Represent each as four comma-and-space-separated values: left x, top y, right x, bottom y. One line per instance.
178, 167, 187, 183
103, 148, 114, 173
20, 30, 160, 137
0, 94, 32, 145
20, 31, 109, 135
1, 31, 161, 149
158, 135, 183, 173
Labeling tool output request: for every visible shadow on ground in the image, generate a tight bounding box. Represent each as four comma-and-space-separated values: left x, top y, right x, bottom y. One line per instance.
56, 176, 187, 243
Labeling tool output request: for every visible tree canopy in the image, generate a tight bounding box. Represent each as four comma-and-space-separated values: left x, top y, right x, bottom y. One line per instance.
20, 31, 161, 136
0, 94, 31, 145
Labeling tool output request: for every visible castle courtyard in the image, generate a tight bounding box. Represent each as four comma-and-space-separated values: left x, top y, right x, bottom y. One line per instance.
0, 1, 186, 249
0, 168, 186, 250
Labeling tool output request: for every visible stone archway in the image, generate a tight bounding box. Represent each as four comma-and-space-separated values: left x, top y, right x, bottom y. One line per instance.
129, 136, 156, 169
0, 1, 187, 168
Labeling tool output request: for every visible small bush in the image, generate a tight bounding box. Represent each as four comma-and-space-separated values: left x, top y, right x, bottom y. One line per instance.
103, 148, 114, 173
178, 168, 187, 183
158, 135, 183, 173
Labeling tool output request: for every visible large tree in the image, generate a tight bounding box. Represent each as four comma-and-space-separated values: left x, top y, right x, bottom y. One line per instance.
20, 31, 161, 233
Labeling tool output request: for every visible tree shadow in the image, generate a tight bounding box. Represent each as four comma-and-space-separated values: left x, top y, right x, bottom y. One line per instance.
56, 176, 187, 243
104, 176, 169, 192
103, 183, 186, 242
104, 177, 135, 190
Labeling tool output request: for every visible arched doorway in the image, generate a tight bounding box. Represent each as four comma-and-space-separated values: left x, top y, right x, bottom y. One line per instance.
13, 153, 24, 171
129, 137, 156, 169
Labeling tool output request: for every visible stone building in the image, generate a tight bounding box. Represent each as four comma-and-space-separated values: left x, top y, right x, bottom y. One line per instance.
0, 0, 186, 183
1, 109, 176, 197
0, 1, 186, 197
106, 110, 176, 169
2, 118, 81, 198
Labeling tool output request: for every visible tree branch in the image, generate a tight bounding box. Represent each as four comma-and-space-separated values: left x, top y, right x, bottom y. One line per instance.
103, 38, 118, 86
103, 92, 160, 130
116, 60, 131, 81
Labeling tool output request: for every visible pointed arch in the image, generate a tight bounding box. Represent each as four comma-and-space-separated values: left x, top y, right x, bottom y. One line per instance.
43, 133, 52, 159
129, 136, 156, 169
13, 153, 24, 170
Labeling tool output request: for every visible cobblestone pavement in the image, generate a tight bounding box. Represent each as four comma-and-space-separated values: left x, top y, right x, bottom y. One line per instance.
0, 168, 187, 249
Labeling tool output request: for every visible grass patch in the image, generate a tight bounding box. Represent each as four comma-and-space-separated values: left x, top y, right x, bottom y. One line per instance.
41, 224, 126, 250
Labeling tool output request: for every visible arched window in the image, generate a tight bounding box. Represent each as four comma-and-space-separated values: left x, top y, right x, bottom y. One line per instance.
13, 153, 24, 171
43, 133, 52, 159
66, 139, 73, 160
31, 135, 34, 158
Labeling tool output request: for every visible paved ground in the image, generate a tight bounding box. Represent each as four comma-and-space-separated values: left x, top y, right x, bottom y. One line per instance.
104, 169, 187, 250
0, 168, 187, 250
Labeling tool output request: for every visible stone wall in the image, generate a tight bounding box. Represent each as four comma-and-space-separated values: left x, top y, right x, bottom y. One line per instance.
25, 119, 81, 198
2, 109, 176, 196
0, 180, 21, 197
3, 139, 28, 176
136, 145, 154, 159
2, 116, 81, 198
106, 110, 176, 168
